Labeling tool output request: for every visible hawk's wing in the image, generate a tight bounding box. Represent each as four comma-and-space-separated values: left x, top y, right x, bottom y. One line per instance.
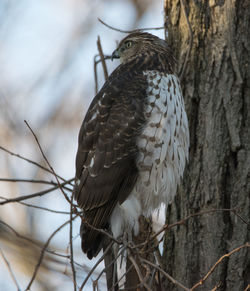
73, 68, 147, 258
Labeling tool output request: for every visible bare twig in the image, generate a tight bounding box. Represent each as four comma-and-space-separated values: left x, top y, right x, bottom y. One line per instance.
0, 219, 41, 246
94, 54, 99, 94
24, 120, 71, 204
143, 263, 152, 289
69, 195, 77, 291
114, 264, 134, 290
211, 282, 222, 291
0, 219, 80, 265
128, 254, 151, 291
79, 242, 113, 291
0, 220, 82, 272
0, 196, 70, 214
0, 178, 73, 205
0, 177, 58, 185
0, 177, 73, 191
94, 54, 112, 93
97, 36, 108, 81
0, 248, 21, 291
25, 217, 76, 290
98, 18, 164, 34
94, 245, 125, 284
141, 258, 190, 291
134, 208, 249, 249
191, 243, 250, 290
0, 145, 70, 184
231, 209, 250, 228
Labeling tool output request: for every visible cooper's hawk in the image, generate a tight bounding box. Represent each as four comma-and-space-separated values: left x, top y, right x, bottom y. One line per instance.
73, 32, 189, 259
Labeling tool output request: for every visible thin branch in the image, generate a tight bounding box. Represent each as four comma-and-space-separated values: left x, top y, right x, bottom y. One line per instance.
0, 145, 70, 184
134, 208, 249, 249
94, 54, 99, 94
98, 18, 164, 33
0, 219, 41, 246
0, 177, 73, 191
128, 254, 151, 291
94, 54, 112, 93
0, 219, 88, 274
25, 217, 76, 291
0, 178, 73, 205
141, 258, 190, 291
0, 187, 57, 204
97, 36, 108, 81
143, 263, 152, 289
0, 177, 56, 185
191, 242, 250, 290
0, 248, 21, 291
94, 245, 125, 284
69, 195, 77, 291
231, 209, 250, 228
211, 282, 222, 291
79, 242, 113, 291
0, 196, 70, 214
115, 264, 134, 290
179, 0, 193, 81
24, 120, 71, 204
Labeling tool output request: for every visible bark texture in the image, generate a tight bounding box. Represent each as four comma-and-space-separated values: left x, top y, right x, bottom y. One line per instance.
163, 1, 250, 290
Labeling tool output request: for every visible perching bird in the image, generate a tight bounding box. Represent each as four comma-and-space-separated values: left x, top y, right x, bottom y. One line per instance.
73, 32, 189, 259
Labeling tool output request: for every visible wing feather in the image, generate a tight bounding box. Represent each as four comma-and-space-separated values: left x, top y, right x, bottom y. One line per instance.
73, 68, 147, 258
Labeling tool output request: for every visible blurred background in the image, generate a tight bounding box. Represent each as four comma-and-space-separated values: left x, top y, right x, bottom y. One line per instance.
0, 0, 165, 290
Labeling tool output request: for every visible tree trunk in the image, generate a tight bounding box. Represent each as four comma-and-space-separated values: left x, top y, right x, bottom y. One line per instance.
163, 1, 250, 290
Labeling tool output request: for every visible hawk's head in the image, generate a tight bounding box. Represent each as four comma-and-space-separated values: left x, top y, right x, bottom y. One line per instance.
111, 32, 172, 65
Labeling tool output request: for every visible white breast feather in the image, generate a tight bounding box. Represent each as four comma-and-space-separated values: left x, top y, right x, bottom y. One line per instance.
111, 70, 189, 238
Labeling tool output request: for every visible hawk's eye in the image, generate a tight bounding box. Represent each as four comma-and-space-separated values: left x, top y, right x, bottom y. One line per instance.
125, 41, 132, 48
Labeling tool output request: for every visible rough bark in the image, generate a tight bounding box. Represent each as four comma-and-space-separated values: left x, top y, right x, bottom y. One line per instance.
163, 1, 250, 290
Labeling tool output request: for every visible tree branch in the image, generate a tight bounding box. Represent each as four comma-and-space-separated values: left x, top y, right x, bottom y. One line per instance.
24, 120, 71, 204
191, 243, 250, 290
0, 177, 73, 191
141, 258, 190, 291
69, 195, 77, 291
0, 178, 73, 205
98, 18, 164, 33
25, 217, 77, 291
97, 36, 108, 81
0, 145, 70, 184
0, 248, 21, 291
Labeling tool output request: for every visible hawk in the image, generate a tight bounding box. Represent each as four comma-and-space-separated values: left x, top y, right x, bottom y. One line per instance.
73, 32, 189, 259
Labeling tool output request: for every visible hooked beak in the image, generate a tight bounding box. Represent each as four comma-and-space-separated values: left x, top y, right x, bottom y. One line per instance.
111, 49, 120, 61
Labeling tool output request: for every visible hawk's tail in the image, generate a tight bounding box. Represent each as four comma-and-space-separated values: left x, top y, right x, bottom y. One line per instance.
80, 221, 104, 259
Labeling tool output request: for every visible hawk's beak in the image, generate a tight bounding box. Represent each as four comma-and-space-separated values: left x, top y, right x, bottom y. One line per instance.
111, 49, 120, 61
